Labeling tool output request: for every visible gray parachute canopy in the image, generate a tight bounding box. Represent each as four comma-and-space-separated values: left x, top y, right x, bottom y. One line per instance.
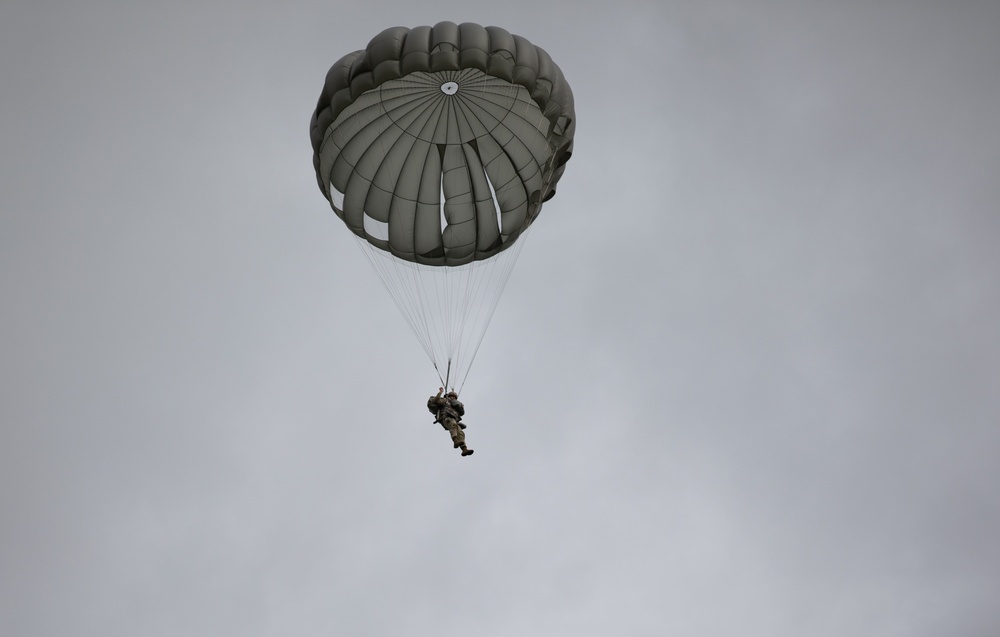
310, 21, 575, 266
309, 23, 574, 392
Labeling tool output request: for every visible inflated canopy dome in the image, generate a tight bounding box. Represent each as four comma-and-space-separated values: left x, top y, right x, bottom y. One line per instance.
310, 21, 575, 266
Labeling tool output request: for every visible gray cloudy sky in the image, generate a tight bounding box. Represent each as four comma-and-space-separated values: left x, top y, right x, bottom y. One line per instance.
2, 1, 999, 635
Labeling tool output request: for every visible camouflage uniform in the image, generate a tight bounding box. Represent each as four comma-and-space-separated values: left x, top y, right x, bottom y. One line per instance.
427, 390, 473, 456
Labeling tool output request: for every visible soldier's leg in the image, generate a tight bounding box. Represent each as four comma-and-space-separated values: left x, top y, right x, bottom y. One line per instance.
453, 424, 472, 456
446, 418, 464, 448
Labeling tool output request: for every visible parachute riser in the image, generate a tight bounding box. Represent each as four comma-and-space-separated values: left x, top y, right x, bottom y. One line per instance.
433, 359, 459, 396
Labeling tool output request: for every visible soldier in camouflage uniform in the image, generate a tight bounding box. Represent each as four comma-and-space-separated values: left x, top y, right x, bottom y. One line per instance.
427, 387, 473, 457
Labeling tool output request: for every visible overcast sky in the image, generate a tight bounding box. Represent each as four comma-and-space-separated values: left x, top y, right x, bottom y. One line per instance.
2, 1, 999, 636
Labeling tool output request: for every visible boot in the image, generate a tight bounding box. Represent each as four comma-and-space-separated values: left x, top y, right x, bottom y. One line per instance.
461, 446, 474, 456
453, 440, 462, 448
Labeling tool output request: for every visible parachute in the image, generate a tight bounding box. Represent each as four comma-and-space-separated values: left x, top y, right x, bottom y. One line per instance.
310, 22, 575, 392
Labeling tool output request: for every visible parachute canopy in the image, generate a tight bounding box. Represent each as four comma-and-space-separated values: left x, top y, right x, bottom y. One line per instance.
310, 22, 575, 391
